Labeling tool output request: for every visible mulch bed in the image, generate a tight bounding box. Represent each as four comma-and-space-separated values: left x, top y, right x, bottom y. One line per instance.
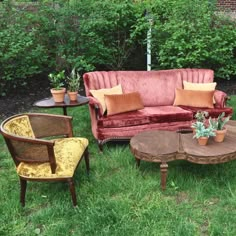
0, 79, 51, 120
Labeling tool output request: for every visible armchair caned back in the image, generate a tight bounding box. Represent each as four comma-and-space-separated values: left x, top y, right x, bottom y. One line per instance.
0, 113, 73, 173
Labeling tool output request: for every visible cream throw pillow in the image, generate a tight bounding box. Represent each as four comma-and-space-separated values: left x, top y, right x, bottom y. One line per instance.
90, 84, 123, 114
183, 81, 217, 103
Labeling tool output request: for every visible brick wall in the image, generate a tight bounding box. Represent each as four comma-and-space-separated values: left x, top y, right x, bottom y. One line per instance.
217, 0, 236, 11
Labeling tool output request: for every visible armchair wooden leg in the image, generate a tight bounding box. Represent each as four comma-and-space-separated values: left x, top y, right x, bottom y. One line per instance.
68, 179, 77, 206
20, 178, 27, 207
84, 148, 90, 175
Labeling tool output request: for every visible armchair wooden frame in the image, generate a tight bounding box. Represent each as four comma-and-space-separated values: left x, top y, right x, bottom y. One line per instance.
0, 113, 89, 207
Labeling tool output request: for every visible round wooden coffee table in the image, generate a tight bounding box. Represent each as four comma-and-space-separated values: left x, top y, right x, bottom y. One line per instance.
130, 120, 236, 190
34, 95, 89, 115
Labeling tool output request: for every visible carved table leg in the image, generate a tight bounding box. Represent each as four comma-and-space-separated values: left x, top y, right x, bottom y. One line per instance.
160, 162, 168, 190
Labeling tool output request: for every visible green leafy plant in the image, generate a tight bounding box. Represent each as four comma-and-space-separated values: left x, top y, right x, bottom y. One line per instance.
48, 70, 65, 90
193, 121, 216, 139
75, 0, 145, 70
66, 68, 81, 92
0, 18, 48, 96
2, 0, 236, 97
149, 0, 236, 79
209, 112, 231, 130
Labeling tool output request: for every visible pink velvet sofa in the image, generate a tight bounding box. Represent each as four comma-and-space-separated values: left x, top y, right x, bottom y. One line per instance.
83, 69, 233, 150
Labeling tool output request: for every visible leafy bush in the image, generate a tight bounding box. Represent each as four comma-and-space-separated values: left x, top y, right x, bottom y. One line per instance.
147, 0, 236, 79
34, 0, 145, 72
74, 0, 146, 70
0, 4, 48, 95
0, 0, 236, 96
0, 0, 145, 96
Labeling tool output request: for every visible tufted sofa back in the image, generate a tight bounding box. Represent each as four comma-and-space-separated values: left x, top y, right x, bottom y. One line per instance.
83, 69, 214, 107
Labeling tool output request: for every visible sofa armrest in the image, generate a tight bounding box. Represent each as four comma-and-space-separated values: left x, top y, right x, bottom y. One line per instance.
214, 90, 229, 108
88, 96, 103, 119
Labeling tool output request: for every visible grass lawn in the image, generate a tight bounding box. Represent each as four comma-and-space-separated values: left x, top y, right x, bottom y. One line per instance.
0, 96, 236, 236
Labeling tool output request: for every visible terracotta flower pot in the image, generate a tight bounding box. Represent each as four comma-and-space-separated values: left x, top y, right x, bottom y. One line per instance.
197, 137, 209, 146
50, 88, 66, 103
214, 128, 227, 143
67, 91, 78, 102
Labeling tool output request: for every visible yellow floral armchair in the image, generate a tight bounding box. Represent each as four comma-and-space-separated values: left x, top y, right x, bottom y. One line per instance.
0, 113, 89, 207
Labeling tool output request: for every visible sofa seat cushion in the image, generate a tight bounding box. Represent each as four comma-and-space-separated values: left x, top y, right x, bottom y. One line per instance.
98, 109, 150, 128
98, 106, 193, 128
179, 106, 233, 118
145, 106, 193, 123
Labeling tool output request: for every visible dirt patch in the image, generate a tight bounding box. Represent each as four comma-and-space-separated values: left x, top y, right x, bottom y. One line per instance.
0, 78, 235, 120
0, 78, 51, 120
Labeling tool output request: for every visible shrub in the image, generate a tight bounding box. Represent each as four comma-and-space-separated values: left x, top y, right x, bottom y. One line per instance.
74, 0, 146, 70
147, 0, 236, 79
1, 0, 236, 96
0, 3, 48, 96
0, 0, 147, 96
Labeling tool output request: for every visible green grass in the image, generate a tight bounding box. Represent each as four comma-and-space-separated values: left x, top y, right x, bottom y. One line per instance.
0, 97, 236, 236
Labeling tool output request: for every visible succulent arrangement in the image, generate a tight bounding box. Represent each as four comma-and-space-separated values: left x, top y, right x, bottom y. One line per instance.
192, 111, 230, 145
193, 121, 215, 139
208, 112, 230, 131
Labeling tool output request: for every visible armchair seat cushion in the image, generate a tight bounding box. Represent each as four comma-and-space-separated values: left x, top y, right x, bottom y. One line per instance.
17, 138, 88, 179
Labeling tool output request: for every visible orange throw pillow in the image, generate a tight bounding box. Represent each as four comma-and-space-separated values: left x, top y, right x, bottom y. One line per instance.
105, 92, 144, 116
173, 88, 214, 108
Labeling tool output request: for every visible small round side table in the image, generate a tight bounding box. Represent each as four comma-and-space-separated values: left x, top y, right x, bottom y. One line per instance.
33, 94, 89, 115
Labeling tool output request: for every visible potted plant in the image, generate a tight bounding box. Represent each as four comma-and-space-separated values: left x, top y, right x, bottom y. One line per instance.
191, 111, 209, 134
195, 111, 209, 122
66, 68, 81, 101
49, 70, 66, 103
193, 121, 216, 145
209, 112, 230, 142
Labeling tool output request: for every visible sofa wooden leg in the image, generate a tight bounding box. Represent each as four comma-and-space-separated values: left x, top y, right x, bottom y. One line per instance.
68, 179, 77, 207
98, 140, 103, 152
20, 178, 27, 207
